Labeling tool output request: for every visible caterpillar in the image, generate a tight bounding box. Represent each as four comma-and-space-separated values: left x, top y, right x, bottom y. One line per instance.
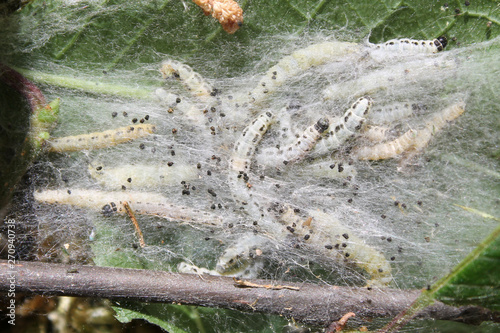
182, 202, 393, 286
323, 57, 456, 101
229, 111, 274, 215
34, 189, 224, 227
287, 118, 332, 163
313, 97, 372, 156
363, 126, 392, 142
258, 117, 330, 167
412, 101, 465, 150
371, 37, 448, 54
177, 235, 267, 278
246, 41, 361, 105
278, 207, 392, 287
89, 163, 199, 190
215, 234, 269, 277
368, 102, 424, 125
160, 60, 217, 99
47, 124, 156, 153
231, 111, 274, 173
177, 262, 220, 276
192, 0, 243, 34
153, 88, 184, 106
354, 129, 418, 160
355, 102, 465, 160
154, 88, 214, 125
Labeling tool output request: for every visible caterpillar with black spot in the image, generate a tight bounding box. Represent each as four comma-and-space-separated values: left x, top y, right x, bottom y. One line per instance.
368, 102, 425, 125
89, 163, 199, 190
47, 124, 156, 153
371, 37, 447, 54
160, 60, 217, 99
177, 234, 267, 278
230, 111, 274, 173
34, 189, 224, 227
313, 97, 372, 155
245, 41, 362, 105
214, 234, 269, 277
258, 117, 330, 167
179, 202, 392, 286
154, 88, 210, 125
229, 111, 274, 214
278, 207, 392, 287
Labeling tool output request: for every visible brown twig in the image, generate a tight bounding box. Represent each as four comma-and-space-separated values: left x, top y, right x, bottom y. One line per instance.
1, 260, 498, 328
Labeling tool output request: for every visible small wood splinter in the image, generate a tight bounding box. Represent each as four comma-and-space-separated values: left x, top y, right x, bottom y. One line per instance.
193, 0, 243, 34
123, 201, 146, 248
233, 277, 300, 291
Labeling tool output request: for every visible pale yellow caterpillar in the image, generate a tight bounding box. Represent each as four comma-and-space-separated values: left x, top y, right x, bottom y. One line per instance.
47, 124, 156, 153
247, 41, 361, 105
354, 129, 418, 160
313, 97, 372, 155
34, 189, 223, 227
278, 207, 392, 287
371, 37, 447, 54
160, 60, 217, 99
412, 101, 466, 150
355, 102, 465, 160
363, 125, 391, 142
89, 163, 199, 190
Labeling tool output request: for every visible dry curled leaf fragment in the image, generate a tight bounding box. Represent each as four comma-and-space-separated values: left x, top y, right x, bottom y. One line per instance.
192, 0, 243, 33
325, 312, 356, 332
233, 277, 300, 291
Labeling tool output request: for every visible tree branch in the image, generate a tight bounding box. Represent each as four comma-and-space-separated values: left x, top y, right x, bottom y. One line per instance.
0, 260, 497, 327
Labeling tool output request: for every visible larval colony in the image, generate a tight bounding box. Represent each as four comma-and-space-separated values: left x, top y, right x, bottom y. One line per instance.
34, 36, 465, 287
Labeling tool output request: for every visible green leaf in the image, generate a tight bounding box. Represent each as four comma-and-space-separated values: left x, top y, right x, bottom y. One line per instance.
113, 306, 190, 333
431, 210, 500, 310
380, 211, 500, 332
3, 0, 499, 74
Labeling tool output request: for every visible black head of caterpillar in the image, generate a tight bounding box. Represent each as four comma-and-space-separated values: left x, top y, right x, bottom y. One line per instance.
434, 36, 448, 52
